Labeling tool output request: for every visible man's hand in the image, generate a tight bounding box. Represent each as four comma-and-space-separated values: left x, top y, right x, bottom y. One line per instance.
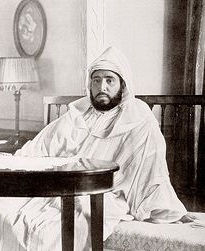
144, 212, 197, 224
178, 213, 196, 223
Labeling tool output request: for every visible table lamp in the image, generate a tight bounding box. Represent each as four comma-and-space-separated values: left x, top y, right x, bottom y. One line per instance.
0, 57, 39, 149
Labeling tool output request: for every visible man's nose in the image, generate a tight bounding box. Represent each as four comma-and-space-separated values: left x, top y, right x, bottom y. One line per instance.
100, 79, 107, 91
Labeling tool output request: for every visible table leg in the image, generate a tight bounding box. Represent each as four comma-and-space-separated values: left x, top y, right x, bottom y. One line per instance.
61, 196, 75, 251
90, 193, 103, 251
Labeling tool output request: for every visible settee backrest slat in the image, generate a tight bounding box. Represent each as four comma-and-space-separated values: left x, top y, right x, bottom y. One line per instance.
135, 95, 205, 105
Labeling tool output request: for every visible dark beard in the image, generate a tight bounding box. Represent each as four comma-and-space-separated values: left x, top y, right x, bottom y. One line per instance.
90, 87, 123, 111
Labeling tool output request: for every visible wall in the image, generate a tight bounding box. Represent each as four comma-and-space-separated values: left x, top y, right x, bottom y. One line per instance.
0, 0, 187, 132
104, 0, 165, 95
0, 0, 85, 132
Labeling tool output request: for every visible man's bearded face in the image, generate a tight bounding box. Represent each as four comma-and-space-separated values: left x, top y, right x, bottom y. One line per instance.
90, 70, 123, 111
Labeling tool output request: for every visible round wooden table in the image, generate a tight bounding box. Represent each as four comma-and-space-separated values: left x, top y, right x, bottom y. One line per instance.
0, 157, 119, 251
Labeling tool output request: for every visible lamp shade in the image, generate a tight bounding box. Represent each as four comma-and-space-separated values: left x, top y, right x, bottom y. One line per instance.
0, 57, 39, 92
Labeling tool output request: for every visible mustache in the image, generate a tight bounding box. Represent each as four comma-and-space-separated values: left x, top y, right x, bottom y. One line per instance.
95, 92, 111, 98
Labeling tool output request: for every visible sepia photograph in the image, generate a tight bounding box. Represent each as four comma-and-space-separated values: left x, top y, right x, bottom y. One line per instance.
0, 0, 205, 250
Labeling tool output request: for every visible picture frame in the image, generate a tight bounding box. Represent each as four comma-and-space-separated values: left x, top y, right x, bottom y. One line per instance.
13, 0, 47, 58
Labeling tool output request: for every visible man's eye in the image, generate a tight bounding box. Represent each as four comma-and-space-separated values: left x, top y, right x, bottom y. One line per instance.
93, 79, 100, 84
107, 79, 115, 85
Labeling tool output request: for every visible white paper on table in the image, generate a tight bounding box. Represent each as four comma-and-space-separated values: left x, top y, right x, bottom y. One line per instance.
0, 156, 80, 171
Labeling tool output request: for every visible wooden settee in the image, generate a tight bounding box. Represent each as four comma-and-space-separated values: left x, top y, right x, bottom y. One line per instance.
44, 95, 205, 251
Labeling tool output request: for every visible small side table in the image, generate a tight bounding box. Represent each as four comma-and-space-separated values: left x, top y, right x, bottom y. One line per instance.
0, 157, 119, 251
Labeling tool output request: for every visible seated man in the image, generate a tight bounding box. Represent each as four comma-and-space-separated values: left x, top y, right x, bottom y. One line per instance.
0, 47, 191, 250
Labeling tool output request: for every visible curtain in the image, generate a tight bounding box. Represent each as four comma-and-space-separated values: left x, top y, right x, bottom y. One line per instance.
196, 1, 205, 189
183, 0, 205, 190
183, 0, 204, 94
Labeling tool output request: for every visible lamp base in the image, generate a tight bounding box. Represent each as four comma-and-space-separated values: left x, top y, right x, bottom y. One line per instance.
7, 133, 28, 148
0, 133, 28, 154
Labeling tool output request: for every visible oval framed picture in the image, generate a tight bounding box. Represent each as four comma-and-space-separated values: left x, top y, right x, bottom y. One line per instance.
13, 0, 47, 58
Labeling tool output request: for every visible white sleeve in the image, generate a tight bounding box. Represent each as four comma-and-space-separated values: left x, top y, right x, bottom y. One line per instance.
135, 180, 187, 223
